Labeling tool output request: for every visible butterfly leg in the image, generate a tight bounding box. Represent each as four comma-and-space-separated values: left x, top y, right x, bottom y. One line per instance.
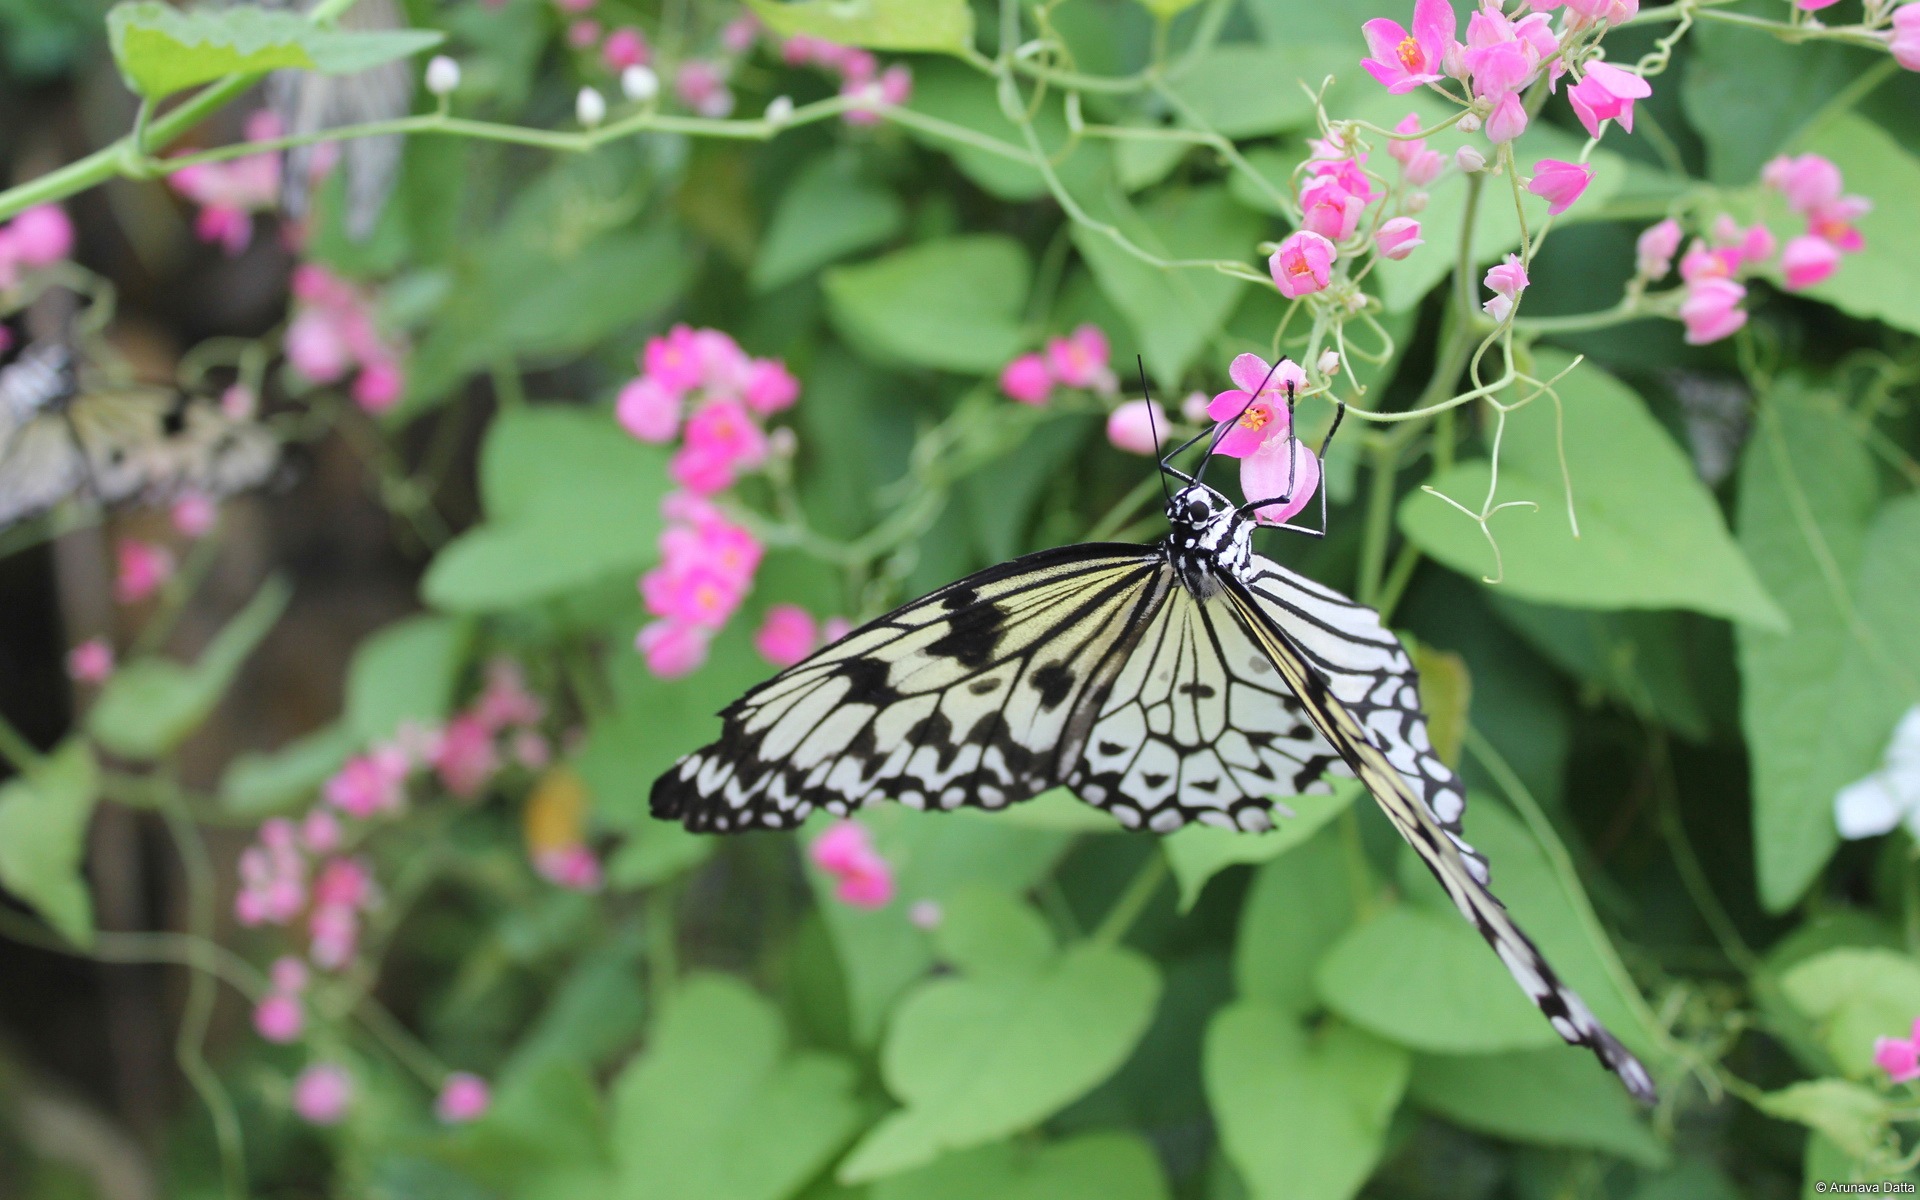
1236, 399, 1348, 538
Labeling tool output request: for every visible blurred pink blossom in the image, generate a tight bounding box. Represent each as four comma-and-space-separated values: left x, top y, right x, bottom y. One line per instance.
644, 326, 705, 394
1636, 218, 1682, 279
1361, 0, 1457, 93
1762, 153, 1843, 216
475, 659, 544, 733
270, 956, 309, 993
636, 619, 711, 677
1876, 1020, 1920, 1082
324, 748, 409, 819
236, 820, 307, 927
844, 63, 912, 125
755, 605, 818, 667
535, 845, 604, 891
676, 59, 735, 117
742, 358, 800, 414
254, 994, 305, 1043
1484, 91, 1529, 143
1781, 234, 1841, 290
301, 808, 341, 854
809, 820, 895, 908
1679, 278, 1748, 344
172, 491, 217, 538
999, 353, 1054, 406
1106, 400, 1167, 456
618, 376, 682, 442
437, 1073, 492, 1124
512, 730, 551, 769
722, 14, 760, 53
434, 715, 499, 799
115, 540, 174, 605
9, 206, 74, 266
1482, 254, 1529, 322
1045, 324, 1115, 393
309, 902, 360, 969
1270, 232, 1336, 298
168, 116, 282, 255
602, 26, 649, 69
1375, 217, 1424, 260
66, 638, 114, 685
1299, 176, 1368, 241
292, 1064, 353, 1125
1893, 4, 1920, 71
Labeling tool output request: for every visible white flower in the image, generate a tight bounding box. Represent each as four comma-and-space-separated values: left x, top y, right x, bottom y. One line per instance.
1316, 349, 1341, 375
425, 55, 460, 97
576, 87, 607, 128
1455, 145, 1487, 173
764, 95, 794, 125
1836, 706, 1920, 839
620, 65, 659, 103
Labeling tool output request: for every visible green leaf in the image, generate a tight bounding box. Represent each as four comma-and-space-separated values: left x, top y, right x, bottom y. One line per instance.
344, 615, 467, 744
1629, 1160, 1746, 1200
1317, 905, 1559, 1054
1780, 948, 1920, 1077
1163, 782, 1357, 911
899, 61, 1110, 203
1399, 351, 1785, 629
1243, 0, 1380, 43
1737, 391, 1920, 910
1206, 1003, 1409, 1200
745, 0, 974, 54
1408, 1049, 1668, 1167
1234, 821, 1360, 1015
872, 1133, 1170, 1200
991, 787, 1122, 833
502, 953, 649, 1083
0, 740, 99, 945
610, 974, 862, 1200
89, 577, 292, 760
1162, 45, 1325, 139
1790, 114, 1920, 337
1489, 597, 1713, 741
423, 408, 670, 611
824, 236, 1031, 373
753, 156, 906, 293
106, 1, 441, 98
1758, 1080, 1894, 1162
219, 722, 358, 815
931, 887, 1055, 979
1680, 17, 1870, 186
1073, 187, 1263, 390
838, 896, 1161, 1181
605, 819, 714, 890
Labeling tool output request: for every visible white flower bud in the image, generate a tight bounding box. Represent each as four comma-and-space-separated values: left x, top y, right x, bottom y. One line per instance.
1455, 145, 1488, 173
1404, 190, 1430, 214
764, 94, 794, 125
768, 426, 797, 457
425, 55, 460, 97
620, 65, 659, 103
576, 86, 606, 128
1456, 112, 1482, 134
1317, 349, 1341, 375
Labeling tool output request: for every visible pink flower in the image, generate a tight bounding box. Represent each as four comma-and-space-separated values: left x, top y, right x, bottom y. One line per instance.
1206, 357, 1305, 460
1763, 153, 1843, 216
1484, 91, 1529, 143
1893, 4, 1920, 71
474, 658, 544, 733
1876, 1033, 1920, 1083
301, 809, 341, 854
644, 562, 747, 628
1679, 238, 1740, 283
312, 857, 373, 910
1679, 278, 1748, 344
999, 353, 1054, 406
254, 994, 305, 1043
1796, 0, 1842, 7
822, 616, 852, 644
309, 902, 360, 969
115, 540, 174, 605
1106, 399, 1167, 456
437, 1073, 492, 1124
1482, 254, 1529, 322
1299, 176, 1368, 241
741, 358, 800, 414
644, 326, 705, 394
1737, 223, 1778, 265
1307, 153, 1376, 204
292, 1064, 353, 1125
236, 821, 307, 926
809, 821, 896, 908
10, 206, 74, 266
1361, 0, 1457, 93
324, 748, 408, 819
434, 714, 499, 799
755, 605, 818, 667
836, 862, 895, 907
168, 143, 279, 256
1526, 159, 1593, 216
1780, 234, 1841, 290
845, 64, 913, 125
1375, 217, 1424, 260
1045, 324, 1115, 393
1270, 231, 1336, 298
636, 620, 711, 678
171, 491, 217, 538
1242, 437, 1322, 526
66, 638, 114, 685
271, 956, 310, 994
683, 400, 769, 471
285, 309, 353, 384
676, 59, 734, 117
535, 845, 604, 891
602, 26, 649, 70
1636, 218, 1683, 278
567, 18, 601, 48
1807, 195, 1870, 254
1387, 113, 1426, 165
1404, 147, 1446, 186
721, 14, 760, 52
616, 376, 680, 442
351, 360, 403, 414
1567, 61, 1650, 138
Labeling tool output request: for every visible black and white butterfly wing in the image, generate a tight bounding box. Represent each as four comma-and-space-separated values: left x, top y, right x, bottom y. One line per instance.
651, 545, 1170, 831
1214, 572, 1657, 1103
0, 383, 160, 527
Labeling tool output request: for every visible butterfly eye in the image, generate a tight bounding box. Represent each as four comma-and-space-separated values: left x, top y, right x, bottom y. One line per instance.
1186, 499, 1209, 524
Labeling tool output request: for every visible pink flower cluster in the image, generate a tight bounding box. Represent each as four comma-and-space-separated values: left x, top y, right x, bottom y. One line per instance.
616, 325, 798, 494
637, 493, 765, 678
808, 820, 895, 908
233, 814, 377, 971
1361, 0, 1646, 147
253, 956, 309, 1044
1875, 1016, 1920, 1084
285, 264, 407, 414
1271, 136, 1429, 301
1630, 153, 1867, 345
534, 844, 604, 891
293, 1062, 353, 1125
168, 112, 284, 256
753, 604, 850, 668
66, 637, 115, 685
1482, 254, 1529, 323
565, 15, 652, 73
0, 204, 74, 290
779, 34, 913, 124
1204, 354, 1322, 526
998, 324, 1116, 406
115, 539, 175, 605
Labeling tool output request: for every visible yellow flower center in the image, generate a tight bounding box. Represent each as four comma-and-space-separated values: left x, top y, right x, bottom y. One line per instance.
1238, 406, 1270, 431
1397, 36, 1424, 72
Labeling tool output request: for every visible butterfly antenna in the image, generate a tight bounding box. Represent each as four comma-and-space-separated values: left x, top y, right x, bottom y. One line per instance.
1195, 356, 1288, 488
1138, 357, 1174, 508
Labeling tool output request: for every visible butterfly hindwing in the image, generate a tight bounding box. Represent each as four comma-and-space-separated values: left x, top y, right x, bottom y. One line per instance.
650, 544, 1168, 831
1214, 573, 1657, 1104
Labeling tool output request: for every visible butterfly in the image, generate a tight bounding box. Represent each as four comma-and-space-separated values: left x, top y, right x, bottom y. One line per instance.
650, 359, 1657, 1104
0, 331, 280, 529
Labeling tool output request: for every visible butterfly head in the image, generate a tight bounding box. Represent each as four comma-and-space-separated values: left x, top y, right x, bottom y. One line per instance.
1165, 482, 1254, 587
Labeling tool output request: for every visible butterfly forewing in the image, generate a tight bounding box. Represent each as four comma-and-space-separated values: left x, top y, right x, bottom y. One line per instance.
1214, 573, 1656, 1103
650, 544, 1167, 831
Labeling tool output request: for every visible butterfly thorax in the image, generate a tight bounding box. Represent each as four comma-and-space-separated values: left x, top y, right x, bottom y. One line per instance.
1163, 482, 1254, 595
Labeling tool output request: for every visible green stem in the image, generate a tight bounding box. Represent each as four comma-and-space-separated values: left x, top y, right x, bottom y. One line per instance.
1092, 852, 1168, 946
0, 709, 43, 771
1356, 438, 1400, 609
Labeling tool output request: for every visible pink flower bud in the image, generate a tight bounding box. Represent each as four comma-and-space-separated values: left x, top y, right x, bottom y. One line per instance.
1045, 324, 1114, 392
1780, 234, 1841, 290
171, 491, 217, 538
271, 956, 310, 994
616, 376, 681, 442
292, 1064, 353, 1125
254, 994, 305, 1043
1678, 277, 1748, 344
66, 638, 114, 684
1455, 145, 1487, 173
741, 358, 800, 414
1763, 153, 1843, 215
636, 620, 711, 678
1404, 148, 1446, 186
352, 360, 404, 414
909, 899, 943, 929
1299, 177, 1367, 242
1375, 216, 1424, 260
1269, 231, 1336, 298
1106, 399, 1167, 456
9, 205, 74, 267
999, 353, 1054, 406
1636, 218, 1682, 279
436, 1073, 492, 1124
115, 540, 175, 605
754, 604, 819, 667
1894, 5, 1920, 71
1566, 61, 1651, 139
1482, 254, 1530, 322
601, 26, 649, 70
1876, 1034, 1920, 1083
1526, 159, 1593, 216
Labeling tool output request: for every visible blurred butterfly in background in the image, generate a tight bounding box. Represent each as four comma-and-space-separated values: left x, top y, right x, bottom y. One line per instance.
652, 358, 1659, 1104
0, 321, 280, 529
